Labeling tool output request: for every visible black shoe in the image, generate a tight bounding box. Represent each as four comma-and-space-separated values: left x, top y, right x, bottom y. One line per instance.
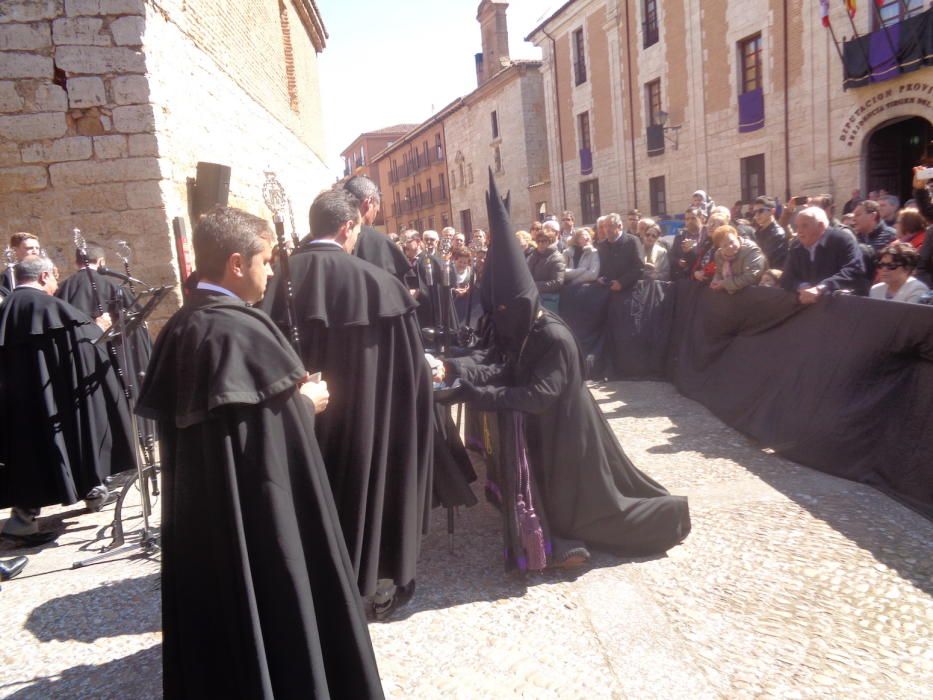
372, 580, 416, 622
0, 556, 28, 581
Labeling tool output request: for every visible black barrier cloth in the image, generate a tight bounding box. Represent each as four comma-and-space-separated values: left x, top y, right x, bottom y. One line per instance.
600, 280, 933, 516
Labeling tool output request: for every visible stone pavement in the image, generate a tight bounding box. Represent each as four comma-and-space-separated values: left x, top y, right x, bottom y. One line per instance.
1, 380, 931, 699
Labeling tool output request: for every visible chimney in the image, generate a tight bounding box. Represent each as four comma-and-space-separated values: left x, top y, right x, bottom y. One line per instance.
476, 0, 510, 87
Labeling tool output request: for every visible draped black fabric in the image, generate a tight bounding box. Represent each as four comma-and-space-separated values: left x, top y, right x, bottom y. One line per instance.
260, 244, 433, 597
558, 282, 609, 358
354, 225, 410, 282
597, 280, 933, 516
0, 288, 134, 508
602, 280, 675, 380
137, 291, 383, 700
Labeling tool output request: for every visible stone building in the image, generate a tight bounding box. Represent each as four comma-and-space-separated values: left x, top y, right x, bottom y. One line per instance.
527, 0, 933, 223
444, 0, 549, 234
374, 109, 455, 235
372, 0, 551, 237
0, 0, 330, 321
340, 124, 417, 229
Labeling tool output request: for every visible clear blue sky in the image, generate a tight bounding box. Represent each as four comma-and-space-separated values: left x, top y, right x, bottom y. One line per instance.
316, 0, 554, 176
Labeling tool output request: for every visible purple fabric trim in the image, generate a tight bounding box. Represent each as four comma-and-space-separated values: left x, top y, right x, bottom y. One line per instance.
512, 413, 548, 571
738, 88, 764, 133
580, 148, 593, 175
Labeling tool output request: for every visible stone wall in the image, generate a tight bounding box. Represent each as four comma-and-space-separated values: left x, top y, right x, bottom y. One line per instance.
0, 0, 329, 326
445, 64, 548, 232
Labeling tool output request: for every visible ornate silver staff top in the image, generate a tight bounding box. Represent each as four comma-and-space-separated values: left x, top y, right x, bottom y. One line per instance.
3, 247, 15, 269
73, 227, 87, 255
115, 240, 132, 266
262, 170, 288, 220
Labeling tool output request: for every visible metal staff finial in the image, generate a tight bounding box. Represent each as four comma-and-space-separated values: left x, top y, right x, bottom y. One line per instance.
73, 228, 87, 257
116, 240, 132, 266
262, 170, 288, 218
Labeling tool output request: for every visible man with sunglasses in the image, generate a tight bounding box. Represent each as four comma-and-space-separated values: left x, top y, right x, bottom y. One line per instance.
751, 196, 788, 269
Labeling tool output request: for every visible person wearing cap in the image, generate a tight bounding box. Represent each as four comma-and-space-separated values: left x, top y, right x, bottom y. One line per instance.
445, 171, 691, 572
751, 196, 788, 269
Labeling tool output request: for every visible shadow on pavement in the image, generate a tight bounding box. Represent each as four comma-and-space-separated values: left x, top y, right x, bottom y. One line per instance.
3, 645, 162, 700
593, 380, 933, 598
25, 572, 160, 643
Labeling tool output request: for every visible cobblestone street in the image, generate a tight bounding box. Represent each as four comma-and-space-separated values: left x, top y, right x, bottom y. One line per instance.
2, 380, 931, 699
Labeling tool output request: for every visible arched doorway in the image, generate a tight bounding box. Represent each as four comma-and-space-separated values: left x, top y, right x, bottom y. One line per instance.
865, 116, 932, 203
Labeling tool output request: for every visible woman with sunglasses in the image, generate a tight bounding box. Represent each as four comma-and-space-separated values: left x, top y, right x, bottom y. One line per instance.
869, 241, 929, 303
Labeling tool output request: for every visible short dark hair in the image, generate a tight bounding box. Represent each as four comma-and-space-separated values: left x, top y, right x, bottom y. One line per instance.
754, 196, 776, 210
879, 241, 920, 271
193, 206, 272, 280
343, 175, 379, 206
15, 254, 53, 283
310, 188, 360, 239
76, 241, 106, 265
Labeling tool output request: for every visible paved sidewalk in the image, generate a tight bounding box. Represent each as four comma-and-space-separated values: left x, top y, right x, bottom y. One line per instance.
2, 380, 931, 699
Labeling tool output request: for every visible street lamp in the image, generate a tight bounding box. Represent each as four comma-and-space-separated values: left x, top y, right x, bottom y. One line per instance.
657, 110, 681, 150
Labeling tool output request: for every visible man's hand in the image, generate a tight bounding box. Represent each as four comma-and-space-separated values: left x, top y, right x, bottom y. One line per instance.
609, 280, 622, 292
798, 286, 822, 305
95, 312, 112, 332
913, 165, 931, 190
709, 280, 724, 291
693, 270, 707, 282
299, 377, 329, 414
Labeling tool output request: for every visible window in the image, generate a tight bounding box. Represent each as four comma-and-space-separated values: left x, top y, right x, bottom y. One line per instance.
580, 179, 600, 225
428, 216, 435, 230
578, 111, 592, 174
423, 141, 429, 165
441, 212, 450, 228
573, 28, 587, 85
460, 209, 473, 235
646, 79, 662, 126
435, 134, 443, 160
459, 162, 465, 185
467, 164, 473, 184
491, 110, 499, 139
416, 183, 423, 207
426, 177, 434, 203
494, 146, 502, 173
740, 154, 766, 202
649, 176, 667, 216
875, 0, 923, 29
450, 171, 457, 189
643, 0, 659, 48
738, 34, 762, 94
439, 173, 446, 200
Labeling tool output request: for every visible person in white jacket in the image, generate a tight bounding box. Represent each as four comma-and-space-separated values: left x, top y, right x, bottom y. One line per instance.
639, 220, 671, 282
563, 228, 600, 285
870, 241, 929, 303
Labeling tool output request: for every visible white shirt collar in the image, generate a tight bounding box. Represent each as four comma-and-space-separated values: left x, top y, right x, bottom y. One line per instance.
306, 239, 344, 249
196, 281, 239, 299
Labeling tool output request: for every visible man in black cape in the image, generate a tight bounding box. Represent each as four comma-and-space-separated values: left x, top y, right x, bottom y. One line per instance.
346, 175, 410, 282
261, 188, 433, 613
55, 240, 155, 454
0, 256, 133, 543
136, 207, 383, 699
446, 171, 691, 570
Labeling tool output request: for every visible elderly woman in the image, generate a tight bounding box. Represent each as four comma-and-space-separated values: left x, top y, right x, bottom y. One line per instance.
515, 229, 534, 258
710, 224, 765, 293
869, 241, 929, 303
895, 208, 927, 252
638, 220, 670, 281
563, 227, 600, 286
527, 224, 565, 312
693, 206, 731, 282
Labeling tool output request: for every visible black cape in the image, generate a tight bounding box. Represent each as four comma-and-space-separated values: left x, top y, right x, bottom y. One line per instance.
354, 225, 410, 282
56, 267, 155, 444
450, 311, 691, 558
136, 290, 383, 700
0, 287, 134, 508
261, 243, 434, 597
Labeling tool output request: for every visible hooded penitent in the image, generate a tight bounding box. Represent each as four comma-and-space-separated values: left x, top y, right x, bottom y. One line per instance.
484, 169, 540, 356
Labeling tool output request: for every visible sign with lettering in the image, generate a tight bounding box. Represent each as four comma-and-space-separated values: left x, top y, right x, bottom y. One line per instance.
838, 82, 933, 148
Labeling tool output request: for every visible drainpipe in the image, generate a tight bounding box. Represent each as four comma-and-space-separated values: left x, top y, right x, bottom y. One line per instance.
623, 0, 638, 209
542, 28, 568, 210
783, 0, 791, 202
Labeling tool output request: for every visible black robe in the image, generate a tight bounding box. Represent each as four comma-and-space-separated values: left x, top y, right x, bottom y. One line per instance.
261, 242, 434, 597
354, 225, 410, 282
0, 287, 134, 508
56, 267, 155, 446
450, 310, 691, 559
136, 290, 383, 700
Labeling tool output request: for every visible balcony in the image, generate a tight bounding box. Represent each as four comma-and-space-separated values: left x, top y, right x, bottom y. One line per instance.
643, 20, 659, 48
841, 7, 933, 89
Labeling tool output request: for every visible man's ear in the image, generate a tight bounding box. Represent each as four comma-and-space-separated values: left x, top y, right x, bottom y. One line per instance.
228, 252, 246, 278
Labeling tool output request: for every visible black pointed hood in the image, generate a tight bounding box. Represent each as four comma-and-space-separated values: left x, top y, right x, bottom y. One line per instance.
484, 168, 540, 355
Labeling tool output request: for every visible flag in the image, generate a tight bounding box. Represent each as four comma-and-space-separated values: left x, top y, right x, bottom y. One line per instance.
846, 0, 857, 17
820, 0, 831, 27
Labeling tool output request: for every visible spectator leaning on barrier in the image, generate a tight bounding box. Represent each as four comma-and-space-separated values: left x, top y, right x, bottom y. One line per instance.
670, 207, 706, 281
710, 225, 765, 293
780, 206, 867, 302
528, 222, 565, 312
853, 200, 896, 254
869, 242, 929, 303
878, 195, 900, 228
895, 208, 927, 252
639, 220, 670, 282
563, 228, 600, 286
597, 212, 644, 293
751, 195, 788, 269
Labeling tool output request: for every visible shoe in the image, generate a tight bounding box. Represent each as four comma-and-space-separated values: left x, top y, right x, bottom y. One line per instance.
550, 539, 591, 570
0, 531, 59, 548
372, 580, 416, 622
0, 556, 27, 581
84, 485, 116, 512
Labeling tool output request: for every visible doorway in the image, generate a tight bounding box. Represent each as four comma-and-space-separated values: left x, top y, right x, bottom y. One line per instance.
865, 116, 932, 203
